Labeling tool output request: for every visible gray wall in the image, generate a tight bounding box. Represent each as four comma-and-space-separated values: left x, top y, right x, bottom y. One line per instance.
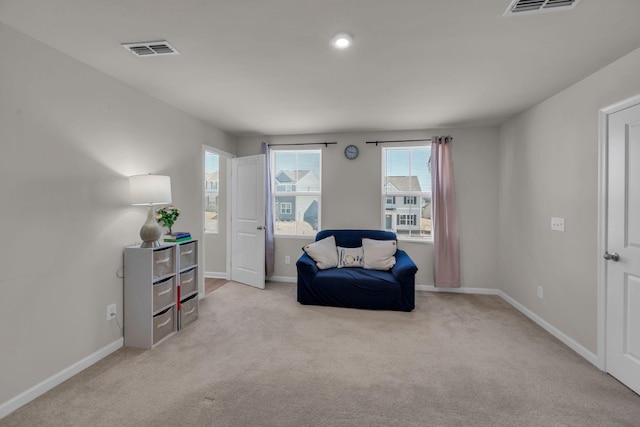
498, 47, 640, 354
237, 126, 500, 289
0, 22, 235, 405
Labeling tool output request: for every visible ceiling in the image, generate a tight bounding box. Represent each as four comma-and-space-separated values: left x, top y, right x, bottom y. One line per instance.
1, 0, 639, 136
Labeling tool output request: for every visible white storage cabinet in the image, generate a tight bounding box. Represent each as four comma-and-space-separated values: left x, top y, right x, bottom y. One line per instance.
177, 240, 199, 329
124, 239, 199, 349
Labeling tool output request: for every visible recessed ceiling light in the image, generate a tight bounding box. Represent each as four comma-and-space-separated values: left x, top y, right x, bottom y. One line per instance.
331, 33, 353, 49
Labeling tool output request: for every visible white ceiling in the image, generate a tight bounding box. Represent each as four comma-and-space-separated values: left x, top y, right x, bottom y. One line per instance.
1, 0, 639, 136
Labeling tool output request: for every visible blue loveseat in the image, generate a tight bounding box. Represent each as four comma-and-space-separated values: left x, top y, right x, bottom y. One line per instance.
296, 230, 418, 311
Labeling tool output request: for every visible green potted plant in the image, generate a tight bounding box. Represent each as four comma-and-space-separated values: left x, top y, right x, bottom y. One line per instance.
156, 205, 181, 235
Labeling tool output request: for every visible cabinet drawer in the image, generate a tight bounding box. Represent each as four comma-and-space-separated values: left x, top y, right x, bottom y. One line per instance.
153, 247, 175, 279
153, 276, 175, 313
153, 306, 175, 345
180, 295, 198, 330
179, 242, 197, 269
180, 268, 197, 297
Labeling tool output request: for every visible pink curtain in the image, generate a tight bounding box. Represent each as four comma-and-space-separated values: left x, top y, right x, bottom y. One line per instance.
431, 136, 460, 287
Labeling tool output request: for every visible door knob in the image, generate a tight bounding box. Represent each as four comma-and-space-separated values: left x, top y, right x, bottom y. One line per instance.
603, 252, 620, 262
257, 226, 264, 230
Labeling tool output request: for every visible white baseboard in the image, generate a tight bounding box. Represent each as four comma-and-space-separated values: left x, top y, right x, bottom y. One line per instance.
267, 275, 296, 283
415, 284, 500, 295
204, 271, 229, 280
0, 338, 123, 420
416, 285, 598, 367
497, 290, 599, 367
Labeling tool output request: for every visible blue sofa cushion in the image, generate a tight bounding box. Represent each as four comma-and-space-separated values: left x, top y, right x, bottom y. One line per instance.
310, 267, 402, 310
316, 229, 397, 248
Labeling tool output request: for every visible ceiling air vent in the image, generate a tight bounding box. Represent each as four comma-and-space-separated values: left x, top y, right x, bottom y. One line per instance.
121, 41, 179, 57
504, 0, 581, 16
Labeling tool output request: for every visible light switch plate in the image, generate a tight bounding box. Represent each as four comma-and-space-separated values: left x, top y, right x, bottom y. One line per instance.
551, 217, 565, 232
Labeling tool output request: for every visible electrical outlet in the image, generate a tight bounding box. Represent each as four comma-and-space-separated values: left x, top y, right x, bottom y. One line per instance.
537, 286, 543, 299
285, 256, 291, 265
551, 217, 565, 232
107, 304, 117, 321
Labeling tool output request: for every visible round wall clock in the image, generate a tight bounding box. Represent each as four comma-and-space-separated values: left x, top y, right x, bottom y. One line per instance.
344, 144, 359, 160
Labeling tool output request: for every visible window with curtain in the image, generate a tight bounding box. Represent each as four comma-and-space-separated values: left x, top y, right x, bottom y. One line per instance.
204, 150, 219, 233
271, 149, 321, 236
382, 146, 432, 238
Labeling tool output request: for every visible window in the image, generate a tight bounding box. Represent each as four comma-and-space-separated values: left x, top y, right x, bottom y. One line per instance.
404, 196, 417, 205
280, 202, 292, 215
397, 214, 417, 226
272, 150, 321, 236
382, 146, 432, 238
204, 151, 219, 233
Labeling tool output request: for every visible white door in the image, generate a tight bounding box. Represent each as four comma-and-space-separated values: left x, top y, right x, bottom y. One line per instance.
231, 155, 266, 289
605, 102, 640, 394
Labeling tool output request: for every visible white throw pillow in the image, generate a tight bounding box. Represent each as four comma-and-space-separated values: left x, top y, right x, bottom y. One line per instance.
337, 246, 364, 268
362, 238, 397, 270
303, 235, 338, 269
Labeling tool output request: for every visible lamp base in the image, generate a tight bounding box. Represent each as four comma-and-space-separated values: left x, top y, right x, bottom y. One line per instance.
140, 240, 161, 249
139, 205, 162, 248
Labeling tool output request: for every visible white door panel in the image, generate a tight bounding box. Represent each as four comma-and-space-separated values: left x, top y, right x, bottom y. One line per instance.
231, 155, 265, 289
606, 103, 640, 394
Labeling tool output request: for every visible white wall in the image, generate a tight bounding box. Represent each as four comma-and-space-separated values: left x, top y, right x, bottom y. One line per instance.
0, 22, 236, 407
498, 47, 640, 354
237, 126, 499, 288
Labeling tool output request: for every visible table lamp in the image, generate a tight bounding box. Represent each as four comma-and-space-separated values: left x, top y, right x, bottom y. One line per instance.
129, 174, 172, 248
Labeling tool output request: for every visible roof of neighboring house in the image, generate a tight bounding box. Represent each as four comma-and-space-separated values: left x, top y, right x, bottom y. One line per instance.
205, 171, 219, 181
276, 170, 313, 183
385, 176, 422, 192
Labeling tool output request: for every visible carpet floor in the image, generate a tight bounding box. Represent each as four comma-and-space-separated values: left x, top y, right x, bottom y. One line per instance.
2, 282, 640, 426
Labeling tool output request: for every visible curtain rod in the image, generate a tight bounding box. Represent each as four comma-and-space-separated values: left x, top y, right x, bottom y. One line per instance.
365, 138, 433, 146
267, 142, 337, 147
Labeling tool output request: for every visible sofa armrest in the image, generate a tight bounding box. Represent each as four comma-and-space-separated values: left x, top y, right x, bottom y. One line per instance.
392, 250, 418, 281
392, 249, 418, 311
296, 253, 319, 305
296, 253, 319, 277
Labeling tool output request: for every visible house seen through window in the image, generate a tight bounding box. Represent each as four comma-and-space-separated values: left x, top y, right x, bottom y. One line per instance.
271, 149, 321, 236
382, 146, 432, 238
204, 150, 219, 233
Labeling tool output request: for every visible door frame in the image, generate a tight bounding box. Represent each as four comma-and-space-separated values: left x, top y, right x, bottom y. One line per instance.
201, 145, 235, 293
597, 93, 640, 371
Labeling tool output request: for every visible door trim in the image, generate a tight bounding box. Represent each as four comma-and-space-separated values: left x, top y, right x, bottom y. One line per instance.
597, 93, 640, 371
201, 145, 235, 294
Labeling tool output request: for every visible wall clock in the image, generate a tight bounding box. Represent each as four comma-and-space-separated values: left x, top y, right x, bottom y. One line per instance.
344, 144, 359, 160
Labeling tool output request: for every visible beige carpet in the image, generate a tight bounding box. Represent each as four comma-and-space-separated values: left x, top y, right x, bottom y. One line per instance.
3, 282, 640, 426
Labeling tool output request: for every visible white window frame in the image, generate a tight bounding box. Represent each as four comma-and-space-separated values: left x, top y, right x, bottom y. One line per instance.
204, 150, 220, 234
271, 149, 322, 237
381, 145, 432, 240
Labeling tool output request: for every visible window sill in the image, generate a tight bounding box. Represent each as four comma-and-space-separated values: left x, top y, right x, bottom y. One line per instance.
397, 237, 433, 244
274, 234, 316, 240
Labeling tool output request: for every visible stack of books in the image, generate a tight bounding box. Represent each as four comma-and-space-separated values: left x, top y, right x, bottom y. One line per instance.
164, 232, 191, 243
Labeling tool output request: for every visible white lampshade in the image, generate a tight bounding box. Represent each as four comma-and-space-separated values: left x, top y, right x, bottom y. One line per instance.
129, 174, 172, 206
